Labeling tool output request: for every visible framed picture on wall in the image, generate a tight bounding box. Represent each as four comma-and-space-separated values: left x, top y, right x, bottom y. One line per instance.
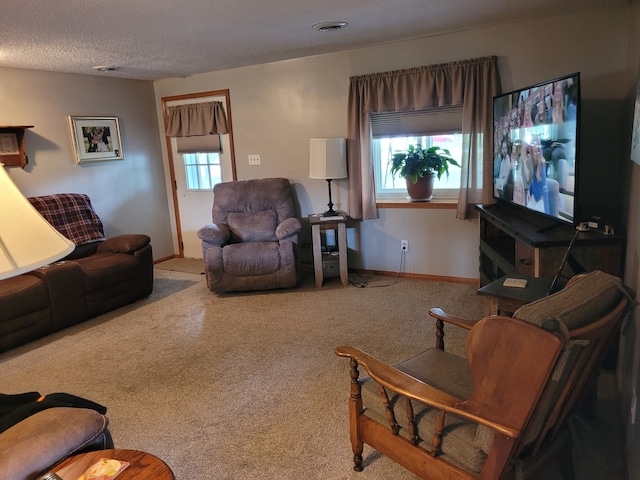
69, 116, 123, 164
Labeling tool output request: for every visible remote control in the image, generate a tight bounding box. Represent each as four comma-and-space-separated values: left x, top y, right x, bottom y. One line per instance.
503, 277, 528, 288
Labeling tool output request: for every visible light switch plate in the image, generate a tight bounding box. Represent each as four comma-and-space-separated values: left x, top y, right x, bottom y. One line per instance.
248, 154, 261, 165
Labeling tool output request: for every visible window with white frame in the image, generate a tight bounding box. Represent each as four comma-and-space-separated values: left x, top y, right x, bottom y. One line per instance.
372, 106, 463, 200
183, 152, 222, 191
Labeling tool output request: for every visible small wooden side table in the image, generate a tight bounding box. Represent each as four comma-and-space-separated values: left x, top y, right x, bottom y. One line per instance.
309, 214, 348, 287
45, 449, 174, 479
477, 275, 552, 317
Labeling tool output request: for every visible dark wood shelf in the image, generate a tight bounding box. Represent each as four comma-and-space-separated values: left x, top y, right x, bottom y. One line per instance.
476, 203, 624, 286
0, 125, 34, 168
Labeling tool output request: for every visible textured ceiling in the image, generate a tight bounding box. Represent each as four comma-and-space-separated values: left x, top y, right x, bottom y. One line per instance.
0, 0, 628, 81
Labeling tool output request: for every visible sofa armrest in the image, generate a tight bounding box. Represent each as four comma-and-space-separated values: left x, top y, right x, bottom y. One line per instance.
97, 234, 150, 254
0, 407, 111, 480
198, 223, 230, 247
276, 217, 301, 242
29, 261, 87, 330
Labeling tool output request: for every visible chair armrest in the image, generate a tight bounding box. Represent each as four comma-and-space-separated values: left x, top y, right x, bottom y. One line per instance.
276, 217, 302, 241
0, 407, 110, 480
96, 234, 150, 254
429, 307, 478, 331
197, 223, 230, 246
335, 345, 520, 439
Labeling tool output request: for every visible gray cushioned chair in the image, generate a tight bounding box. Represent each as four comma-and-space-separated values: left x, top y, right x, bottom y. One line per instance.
197, 178, 302, 293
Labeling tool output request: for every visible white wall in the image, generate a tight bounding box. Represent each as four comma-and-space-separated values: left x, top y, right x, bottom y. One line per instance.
0, 68, 174, 259
154, 6, 633, 280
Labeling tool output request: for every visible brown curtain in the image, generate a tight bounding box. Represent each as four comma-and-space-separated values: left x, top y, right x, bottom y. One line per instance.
347, 56, 500, 220
165, 101, 229, 137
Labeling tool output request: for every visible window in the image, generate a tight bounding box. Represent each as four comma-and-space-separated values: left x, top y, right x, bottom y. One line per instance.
371, 106, 463, 200
183, 152, 222, 191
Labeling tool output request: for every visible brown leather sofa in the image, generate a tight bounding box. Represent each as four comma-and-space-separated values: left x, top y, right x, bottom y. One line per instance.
0, 193, 153, 353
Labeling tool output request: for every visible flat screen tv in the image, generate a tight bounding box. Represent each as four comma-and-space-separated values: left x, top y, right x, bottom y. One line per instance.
492, 72, 580, 225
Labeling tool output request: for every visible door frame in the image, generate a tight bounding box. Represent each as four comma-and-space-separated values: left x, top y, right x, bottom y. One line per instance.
161, 89, 237, 257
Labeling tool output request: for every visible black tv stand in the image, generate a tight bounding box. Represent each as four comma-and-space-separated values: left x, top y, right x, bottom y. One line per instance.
537, 221, 567, 234
476, 203, 624, 287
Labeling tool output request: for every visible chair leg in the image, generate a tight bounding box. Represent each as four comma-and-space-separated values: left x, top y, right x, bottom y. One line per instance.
349, 359, 364, 472
435, 318, 445, 350
354, 452, 363, 472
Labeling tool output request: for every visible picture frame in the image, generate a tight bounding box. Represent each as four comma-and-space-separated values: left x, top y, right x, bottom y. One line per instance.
69, 116, 123, 164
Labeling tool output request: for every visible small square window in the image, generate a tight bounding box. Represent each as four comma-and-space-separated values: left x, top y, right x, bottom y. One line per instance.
183, 153, 222, 191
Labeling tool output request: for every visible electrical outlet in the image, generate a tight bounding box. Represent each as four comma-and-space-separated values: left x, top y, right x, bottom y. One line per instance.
248, 154, 261, 165
401, 240, 408, 252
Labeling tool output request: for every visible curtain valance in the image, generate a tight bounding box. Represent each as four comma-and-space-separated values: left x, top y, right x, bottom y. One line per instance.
166, 101, 229, 137
354, 62, 467, 113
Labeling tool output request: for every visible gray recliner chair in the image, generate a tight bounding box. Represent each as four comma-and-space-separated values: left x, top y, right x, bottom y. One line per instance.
197, 178, 302, 293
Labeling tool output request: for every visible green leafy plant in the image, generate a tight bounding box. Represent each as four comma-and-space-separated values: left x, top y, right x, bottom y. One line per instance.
390, 144, 460, 184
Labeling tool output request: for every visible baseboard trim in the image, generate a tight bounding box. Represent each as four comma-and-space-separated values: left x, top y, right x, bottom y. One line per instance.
154, 254, 178, 264
350, 268, 478, 285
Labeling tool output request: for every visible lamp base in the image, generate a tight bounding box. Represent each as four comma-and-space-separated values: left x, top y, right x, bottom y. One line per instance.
323, 208, 341, 217
323, 179, 342, 217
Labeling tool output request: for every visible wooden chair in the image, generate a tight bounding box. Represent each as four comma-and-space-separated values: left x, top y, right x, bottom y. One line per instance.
335, 271, 635, 479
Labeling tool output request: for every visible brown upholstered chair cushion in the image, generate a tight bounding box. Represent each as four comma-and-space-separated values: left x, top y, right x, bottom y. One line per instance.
513, 270, 628, 332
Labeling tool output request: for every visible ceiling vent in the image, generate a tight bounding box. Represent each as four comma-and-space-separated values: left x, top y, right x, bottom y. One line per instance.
92, 65, 119, 72
312, 22, 347, 32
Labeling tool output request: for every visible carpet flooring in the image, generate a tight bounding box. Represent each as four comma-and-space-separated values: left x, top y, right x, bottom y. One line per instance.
155, 257, 205, 275
0, 264, 626, 479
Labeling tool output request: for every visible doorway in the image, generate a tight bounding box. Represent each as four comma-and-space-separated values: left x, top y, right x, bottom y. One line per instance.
162, 90, 236, 259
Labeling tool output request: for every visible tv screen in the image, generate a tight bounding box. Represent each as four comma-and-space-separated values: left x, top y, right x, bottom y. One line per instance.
492, 72, 580, 224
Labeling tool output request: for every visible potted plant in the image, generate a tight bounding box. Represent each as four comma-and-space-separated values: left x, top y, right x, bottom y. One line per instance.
390, 144, 460, 201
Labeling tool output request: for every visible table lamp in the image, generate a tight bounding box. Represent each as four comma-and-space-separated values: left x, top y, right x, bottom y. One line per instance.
309, 138, 347, 216
0, 165, 75, 280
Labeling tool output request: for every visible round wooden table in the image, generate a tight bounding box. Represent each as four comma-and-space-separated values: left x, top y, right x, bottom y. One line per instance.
46, 449, 174, 479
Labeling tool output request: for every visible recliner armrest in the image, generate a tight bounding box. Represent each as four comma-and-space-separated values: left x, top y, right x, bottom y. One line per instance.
0, 407, 111, 480
97, 234, 150, 254
198, 223, 230, 247
276, 217, 301, 241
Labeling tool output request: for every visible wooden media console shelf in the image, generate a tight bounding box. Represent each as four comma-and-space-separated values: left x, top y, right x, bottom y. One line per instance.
476, 203, 624, 287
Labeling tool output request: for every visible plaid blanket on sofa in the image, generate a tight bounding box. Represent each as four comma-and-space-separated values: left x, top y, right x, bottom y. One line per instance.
28, 193, 106, 246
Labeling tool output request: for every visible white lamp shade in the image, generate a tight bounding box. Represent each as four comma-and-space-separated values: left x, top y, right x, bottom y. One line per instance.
0, 167, 75, 280
309, 138, 347, 180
